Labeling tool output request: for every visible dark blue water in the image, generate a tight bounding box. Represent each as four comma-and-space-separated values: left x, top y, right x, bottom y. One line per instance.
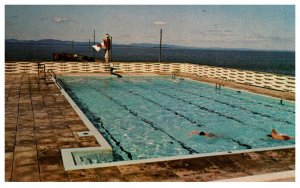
5, 43, 295, 76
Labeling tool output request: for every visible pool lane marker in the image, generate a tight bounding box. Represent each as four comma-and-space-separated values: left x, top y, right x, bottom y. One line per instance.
118, 79, 205, 128
62, 83, 133, 161
142, 79, 294, 125
52, 77, 114, 170
125, 89, 253, 149
176, 87, 294, 125
89, 113, 133, 160
222, 92, 295, 113
231, 139, 252, 149
132, 83, 247, 125
178, 80, 295, 114
92, 86, 199, 155
126, 90, 253, 149
127, 89, 205, 127
128, 81, 269, 134
121, 80, 258, 149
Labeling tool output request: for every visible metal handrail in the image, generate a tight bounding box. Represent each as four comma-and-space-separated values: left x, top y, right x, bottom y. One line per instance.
37, 62, 46, 82
172, 69, 180, 79
216, 76, 228, 90
220, 76, 228, 86
46, 69, 64, 89
47, 69, 56, 79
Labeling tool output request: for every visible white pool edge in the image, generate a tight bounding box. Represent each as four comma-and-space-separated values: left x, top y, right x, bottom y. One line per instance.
181, 76, 295, 104
52, 77, 113, 170
213, 170, 295, 182
65, 145, 295, 171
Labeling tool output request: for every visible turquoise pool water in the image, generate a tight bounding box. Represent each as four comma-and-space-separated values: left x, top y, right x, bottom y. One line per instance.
59, 76, 295, 162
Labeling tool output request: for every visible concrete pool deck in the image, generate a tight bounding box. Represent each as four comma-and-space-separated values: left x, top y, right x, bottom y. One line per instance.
5, 73, 295, 182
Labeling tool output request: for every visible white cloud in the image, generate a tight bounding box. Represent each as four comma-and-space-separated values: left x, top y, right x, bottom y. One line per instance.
154, 21, 166, 26
53, 17, 70, 23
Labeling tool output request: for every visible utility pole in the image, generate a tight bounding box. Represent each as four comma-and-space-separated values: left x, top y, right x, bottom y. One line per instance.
72, 40, 74, 56
110, 36, 112, 62
93, 29, 95, 59
159, 28, 162, 63
89, 38, 91, 57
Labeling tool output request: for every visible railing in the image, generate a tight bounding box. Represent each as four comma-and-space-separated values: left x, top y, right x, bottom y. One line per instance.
5, 62, 295, 93
47, 69, 56, 79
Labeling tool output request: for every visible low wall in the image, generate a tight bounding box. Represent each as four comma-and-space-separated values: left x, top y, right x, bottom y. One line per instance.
5, 62, 295, 93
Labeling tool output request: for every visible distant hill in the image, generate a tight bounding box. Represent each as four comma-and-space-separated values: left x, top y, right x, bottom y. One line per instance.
5, 39, 294, 52
5, 39, 73, 45
36, 39, 73, 44
5, 39, 187, 48
5, 39, 20, 43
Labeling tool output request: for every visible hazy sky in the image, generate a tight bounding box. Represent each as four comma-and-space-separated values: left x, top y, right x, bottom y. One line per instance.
5, 5, 295, 50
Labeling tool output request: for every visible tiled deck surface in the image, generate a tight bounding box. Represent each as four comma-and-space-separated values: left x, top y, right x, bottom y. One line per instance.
5, 73, 295, 182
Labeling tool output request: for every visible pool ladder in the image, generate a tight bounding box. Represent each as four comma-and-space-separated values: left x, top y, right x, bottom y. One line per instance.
46, 69, 67, 89
37, 62, 64, 88
216, 77, 228, 89
38, 62, 55, 85
37, 62, 46, 82
172, 69, 180, 79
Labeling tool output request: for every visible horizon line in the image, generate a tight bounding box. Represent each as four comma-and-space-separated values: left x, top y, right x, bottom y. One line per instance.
5, 38, 295, 52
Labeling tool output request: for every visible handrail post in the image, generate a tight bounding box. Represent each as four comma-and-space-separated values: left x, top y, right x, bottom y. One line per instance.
37, 62, 47, 84
37, 62, 41, 81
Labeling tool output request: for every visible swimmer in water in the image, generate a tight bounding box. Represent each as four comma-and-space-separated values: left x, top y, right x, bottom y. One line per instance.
188, 130, 215, 138
267, 129, 294, 140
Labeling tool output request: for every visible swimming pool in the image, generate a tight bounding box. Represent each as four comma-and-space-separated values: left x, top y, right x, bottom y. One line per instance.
59, 76, 295, 163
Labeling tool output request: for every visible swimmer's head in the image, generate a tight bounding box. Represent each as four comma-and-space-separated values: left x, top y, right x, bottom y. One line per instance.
199, 131, 205, 136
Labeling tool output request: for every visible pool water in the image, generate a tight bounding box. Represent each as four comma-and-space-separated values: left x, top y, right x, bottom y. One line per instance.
59, 76, 295, 162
